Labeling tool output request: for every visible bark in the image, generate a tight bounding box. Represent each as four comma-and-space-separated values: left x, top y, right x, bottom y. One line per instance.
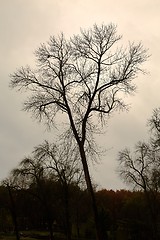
79, 144, 103, 240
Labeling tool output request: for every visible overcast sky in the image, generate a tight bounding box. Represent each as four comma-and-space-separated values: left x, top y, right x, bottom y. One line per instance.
1, 0, 160, 190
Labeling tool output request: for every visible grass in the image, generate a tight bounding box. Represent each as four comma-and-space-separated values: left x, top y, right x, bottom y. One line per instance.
0, 237, 28, 240
0, 231, 95, 240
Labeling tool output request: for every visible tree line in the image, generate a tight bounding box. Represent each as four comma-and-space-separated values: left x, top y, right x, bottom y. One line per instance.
1, 182, 160, 240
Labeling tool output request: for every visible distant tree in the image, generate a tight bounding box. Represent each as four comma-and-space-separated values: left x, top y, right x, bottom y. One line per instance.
2, 178, 20, 240
11, 155, 56, 240
10, 23, 148, 239
118, 141, 160, 240
12, 140, 83, 240
33, 140, 84, 240
0, 186, 10, 232
33, 140, 83, 188
148, 107, 160, 147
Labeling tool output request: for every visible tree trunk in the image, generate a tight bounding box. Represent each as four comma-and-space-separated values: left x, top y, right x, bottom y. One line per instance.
145, 191, 158, 240
43, 204, 55, 240
76, 209, 80, 238
7, 185, 20, 240
48, 219, 54, 240
79, 144, 103, 240
63, 184, 71, 240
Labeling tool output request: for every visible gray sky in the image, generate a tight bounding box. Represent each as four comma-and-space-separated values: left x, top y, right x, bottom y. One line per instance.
0, 0, 160, 190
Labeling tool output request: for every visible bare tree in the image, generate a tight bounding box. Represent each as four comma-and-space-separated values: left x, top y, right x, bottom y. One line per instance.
12, 140, 83, 240
10, 23, 148, 239
33, 140, 83, 187
12, 155, 56, 240
118, 142, 160, 190
148, 107, 160, 148
33, 140, 83, 240
118, 142, 160, 240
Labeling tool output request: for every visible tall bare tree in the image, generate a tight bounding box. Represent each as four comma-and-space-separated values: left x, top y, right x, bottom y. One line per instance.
10, 23, 148, 239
